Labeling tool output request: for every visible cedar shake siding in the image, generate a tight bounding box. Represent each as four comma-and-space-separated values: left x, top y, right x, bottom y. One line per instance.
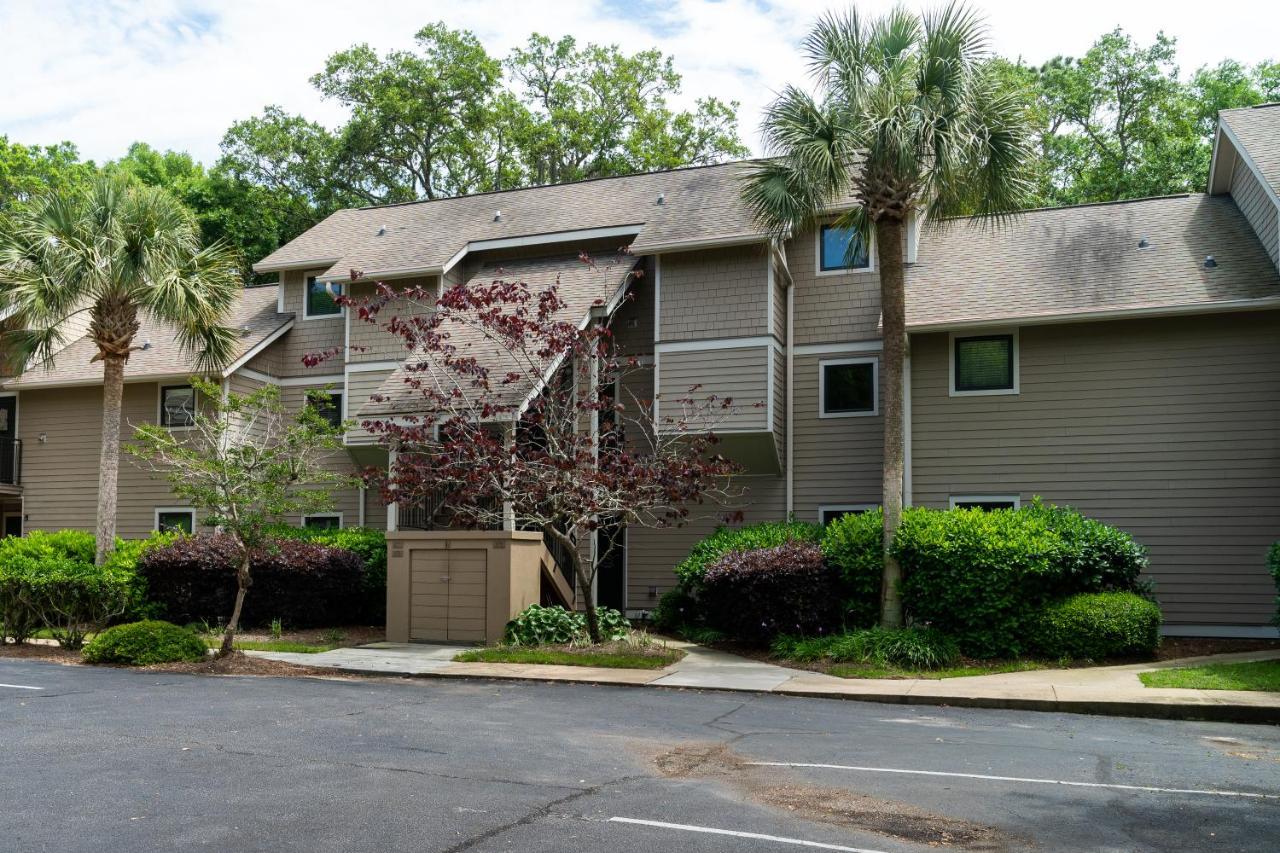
657, 247, 770, 342
909, 312, 1280, 628
1229, 160, 1280, 268
276, 269, 346, 377
787, 223, 883, 346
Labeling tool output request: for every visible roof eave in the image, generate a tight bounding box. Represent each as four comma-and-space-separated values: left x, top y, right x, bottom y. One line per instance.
906, 296, 1280, 333
252, 257, 343, 274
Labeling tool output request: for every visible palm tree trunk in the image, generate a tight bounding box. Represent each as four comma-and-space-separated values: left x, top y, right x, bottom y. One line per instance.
877, 217, 907, 628
95, 356, 126, 565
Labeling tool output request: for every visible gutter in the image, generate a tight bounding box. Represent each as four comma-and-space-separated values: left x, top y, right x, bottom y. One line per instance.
906, 296, 1280, 333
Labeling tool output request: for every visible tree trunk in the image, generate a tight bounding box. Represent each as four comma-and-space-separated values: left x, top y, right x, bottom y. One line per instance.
877, 217, 907, 629
545, 524, 601, 643
219, 548, 252, 658
95, 356, 126, 565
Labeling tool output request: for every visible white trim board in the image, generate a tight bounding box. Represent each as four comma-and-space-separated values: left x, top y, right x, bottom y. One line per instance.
233, 368, 344, 387
794, 340, 883, 356
909, 296, 1280, 333
221, 319, 297, 378
153, 506, 196, 533
654, 336, 774, 354
1218, 120, 1280, 212
346, 360, 402, 373
948, 494, 1021, 509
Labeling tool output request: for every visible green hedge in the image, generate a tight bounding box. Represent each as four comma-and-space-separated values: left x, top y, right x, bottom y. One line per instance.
820, 509, 884, 628
83, 620, 208, 665
673, 520, 822, 591
1031, 592, 1162, 660
270, 526, 386, 622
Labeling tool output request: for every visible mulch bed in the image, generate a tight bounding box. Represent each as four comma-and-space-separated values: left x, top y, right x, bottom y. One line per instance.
0, 642, 341, 678
0, 643, 83, 665
226, 624, 384, 647
1154, 636, 1280, 661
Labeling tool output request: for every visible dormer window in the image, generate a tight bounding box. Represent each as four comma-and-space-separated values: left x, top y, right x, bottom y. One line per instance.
305, 276, 342, 318
818, 223, 872, 273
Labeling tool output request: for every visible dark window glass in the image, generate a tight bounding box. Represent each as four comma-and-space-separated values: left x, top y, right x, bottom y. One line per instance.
821, 507, 870, 526
954, 335, 1014, 392
306, 276, 342, 316
820, 224, 870, 271
160, 385, 196, 427
308, 392, 343, 429
303, 515, 341, 530
953, 499, 1017, 512
157, 511, 194, 534
822, 361, 876, 414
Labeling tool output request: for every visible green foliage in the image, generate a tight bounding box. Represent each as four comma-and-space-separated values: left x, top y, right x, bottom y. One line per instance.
0, 531, 140, 648
674, 520, 822, 590
771, 627, 960, 670
83, 620, 208, 665
1031, 592, 1162, 660
700, 541, 840, 644
820, 509, 884, 628
1269, 542, 1280, 628
268, 525, 386, 622
650, 585, 698, 632
503, 604, 629, 646
0, 137, 94, 211
1023, 499, 1150, 595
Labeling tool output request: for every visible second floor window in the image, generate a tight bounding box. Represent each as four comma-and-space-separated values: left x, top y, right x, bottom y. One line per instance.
954, 334, 1015, 393
306, 276, 342, 318
820, 359, 877, 417
308, 392, 343, 429
160, 385, 196, 428
819, 224, 871, 272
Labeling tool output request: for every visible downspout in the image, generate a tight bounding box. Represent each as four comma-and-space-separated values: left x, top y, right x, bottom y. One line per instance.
770, 239, 796, 518
903, 342, 912, 507
386, 448, 398, 532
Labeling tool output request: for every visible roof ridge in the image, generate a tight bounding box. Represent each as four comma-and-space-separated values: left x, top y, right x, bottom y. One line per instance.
352, 159, 759, 213
942, 193, 1196, 223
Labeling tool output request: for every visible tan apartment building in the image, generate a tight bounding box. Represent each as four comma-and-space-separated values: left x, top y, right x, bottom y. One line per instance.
2, 105, 1278, 637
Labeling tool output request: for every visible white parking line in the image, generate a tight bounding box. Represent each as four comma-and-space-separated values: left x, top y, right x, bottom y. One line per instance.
608, 817, 889, 852
0, 683, 43, 690
745, 762, 1280, 800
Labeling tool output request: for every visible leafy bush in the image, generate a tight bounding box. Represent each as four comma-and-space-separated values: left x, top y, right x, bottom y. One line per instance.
503, 604, 630, 646
674, 520, 822, 591
0, 530, 141, 648
270, 526, 386, 622
772, 626, 960, 670
1023, 500, 1150, 595
1031, 592, 1162, 660
83, 620, 208, 665
820, 508, 884, 628
700, 541, 841, 644
139, 534, 365, 628
1269, 542, 1280, 628
650, 586, 698, 632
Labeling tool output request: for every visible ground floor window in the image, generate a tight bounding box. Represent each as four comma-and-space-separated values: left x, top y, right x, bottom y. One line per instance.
949, 495, 1020, 511
155, 508, 195, 533
819, 504, 876, 525
302, 513, 342, 530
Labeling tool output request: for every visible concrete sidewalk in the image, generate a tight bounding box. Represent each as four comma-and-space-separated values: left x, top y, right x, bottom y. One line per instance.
247, 641, 1280, 723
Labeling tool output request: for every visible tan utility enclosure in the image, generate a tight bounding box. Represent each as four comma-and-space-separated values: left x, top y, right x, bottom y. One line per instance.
386, 531, 574, 645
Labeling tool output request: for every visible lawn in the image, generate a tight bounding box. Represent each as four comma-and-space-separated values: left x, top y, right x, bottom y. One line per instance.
207, 639, 334, 654
1138, 659, 1280, 692
827, 660, 1049, 680
454, 644, 685, 670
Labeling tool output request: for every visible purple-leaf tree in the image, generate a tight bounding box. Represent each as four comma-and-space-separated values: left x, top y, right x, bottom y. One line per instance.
316, 258, 745, 643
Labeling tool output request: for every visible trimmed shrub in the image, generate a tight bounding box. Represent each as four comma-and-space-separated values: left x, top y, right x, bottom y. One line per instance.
1031, 592, 1162, 660
1269, 542, 1280, 628
820, 508, 884, 628
700, 541, 841, 644
270, 526, 386, 622
674, 520, 822, 591
83, 620, 207, 665
503, 604, 630, 646
0, 530, 139, 648
138, 534, 365, 628
650, 586, 698, 632
772, 626, 960, 670
1023, 500, 1150, 595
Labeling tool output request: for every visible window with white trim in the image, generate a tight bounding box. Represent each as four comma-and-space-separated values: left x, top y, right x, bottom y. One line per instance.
302, 513, 342, 530
819, 358, 877, 417
159, 385, 196, 428
819, 505, 875, 526
305, 276, 342, 318
307, 391, 343, 430
818, 223, 871, 273
952, 333, 1017, 394
949, 495, 1020, 511
155, 508, 195, 533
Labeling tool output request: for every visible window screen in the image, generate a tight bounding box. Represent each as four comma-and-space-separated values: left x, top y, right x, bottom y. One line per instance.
954, 335, 1014, 392
160, 385, 196, 428
306, 276, 342, 316
156, 511, 194, 534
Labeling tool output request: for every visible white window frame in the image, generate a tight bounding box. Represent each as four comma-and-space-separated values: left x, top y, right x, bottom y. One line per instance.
948, 495, 1021, 510
815, 221, 876, 277
818, 504, 877, 525
157, 384, 197, 431
307, 390, 344, 429
301, 513, 343, 530
154, 506, 196, 533
818, 357, 879, 418
949, 328, 1019, 397
302, 274, 344, 320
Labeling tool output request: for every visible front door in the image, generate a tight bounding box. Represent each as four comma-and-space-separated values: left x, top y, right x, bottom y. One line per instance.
0, 396, 15, 485
2, 514, 21, 538
595, 520, 626, 611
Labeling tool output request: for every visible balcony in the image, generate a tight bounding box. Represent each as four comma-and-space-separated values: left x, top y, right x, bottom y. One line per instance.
0, 437, 21, 489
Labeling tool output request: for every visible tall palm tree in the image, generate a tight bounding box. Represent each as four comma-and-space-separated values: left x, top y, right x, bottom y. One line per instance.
744, 3, 1034, 626
0, 175, 240, 563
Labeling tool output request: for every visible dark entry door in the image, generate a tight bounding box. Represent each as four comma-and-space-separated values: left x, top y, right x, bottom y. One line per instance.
0, 397, 16, 485
3, 515, 20, 537
595, 520, 626, 611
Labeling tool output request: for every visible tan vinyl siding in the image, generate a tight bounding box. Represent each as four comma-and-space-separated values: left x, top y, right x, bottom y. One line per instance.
611, 265, 655, 356
657, 345, 769, 432
909, 313, 1280, 627
347, 276, 437, 364
788, 223, 882, 345
771, 345, 785, 439
275, 269, 347, 377
278, 384, 362, 527
792, 351, 884, 523
658, 246, 769, 342
346, 368, 396, 442
1230, 158, 1280, 267
771, 254, 787, 343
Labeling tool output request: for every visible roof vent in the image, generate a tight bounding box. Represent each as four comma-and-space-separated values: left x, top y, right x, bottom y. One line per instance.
377, 225, 387, 236
493, 210, 502, 222
141, 339, 152, 351
657, 192, 665, 205
1137, 236, 1150, 249
241, 325, 252, 337
1204, 255, 1218, 269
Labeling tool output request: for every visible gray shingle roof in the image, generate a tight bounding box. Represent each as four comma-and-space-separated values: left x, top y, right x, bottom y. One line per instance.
357, 253, 637, 418
5, 286, 292, 387
1221, 104, 1280, 200
254, 161, 768, 280
905, 194, 1280, 329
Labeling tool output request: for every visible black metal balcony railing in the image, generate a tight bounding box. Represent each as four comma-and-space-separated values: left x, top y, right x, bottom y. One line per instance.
0, 438, 20, 486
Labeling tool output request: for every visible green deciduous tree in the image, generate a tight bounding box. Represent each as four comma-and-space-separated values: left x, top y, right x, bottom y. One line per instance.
0, 137, 95, 211
744, 3, 1035, 627
0, 175, 241, 564
128, 379, 352, 656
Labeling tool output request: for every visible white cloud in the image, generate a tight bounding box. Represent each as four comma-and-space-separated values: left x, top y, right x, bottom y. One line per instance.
1, 0, 1277, 165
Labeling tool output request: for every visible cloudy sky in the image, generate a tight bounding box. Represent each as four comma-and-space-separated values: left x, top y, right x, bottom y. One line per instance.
2, 0, 1277, 166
